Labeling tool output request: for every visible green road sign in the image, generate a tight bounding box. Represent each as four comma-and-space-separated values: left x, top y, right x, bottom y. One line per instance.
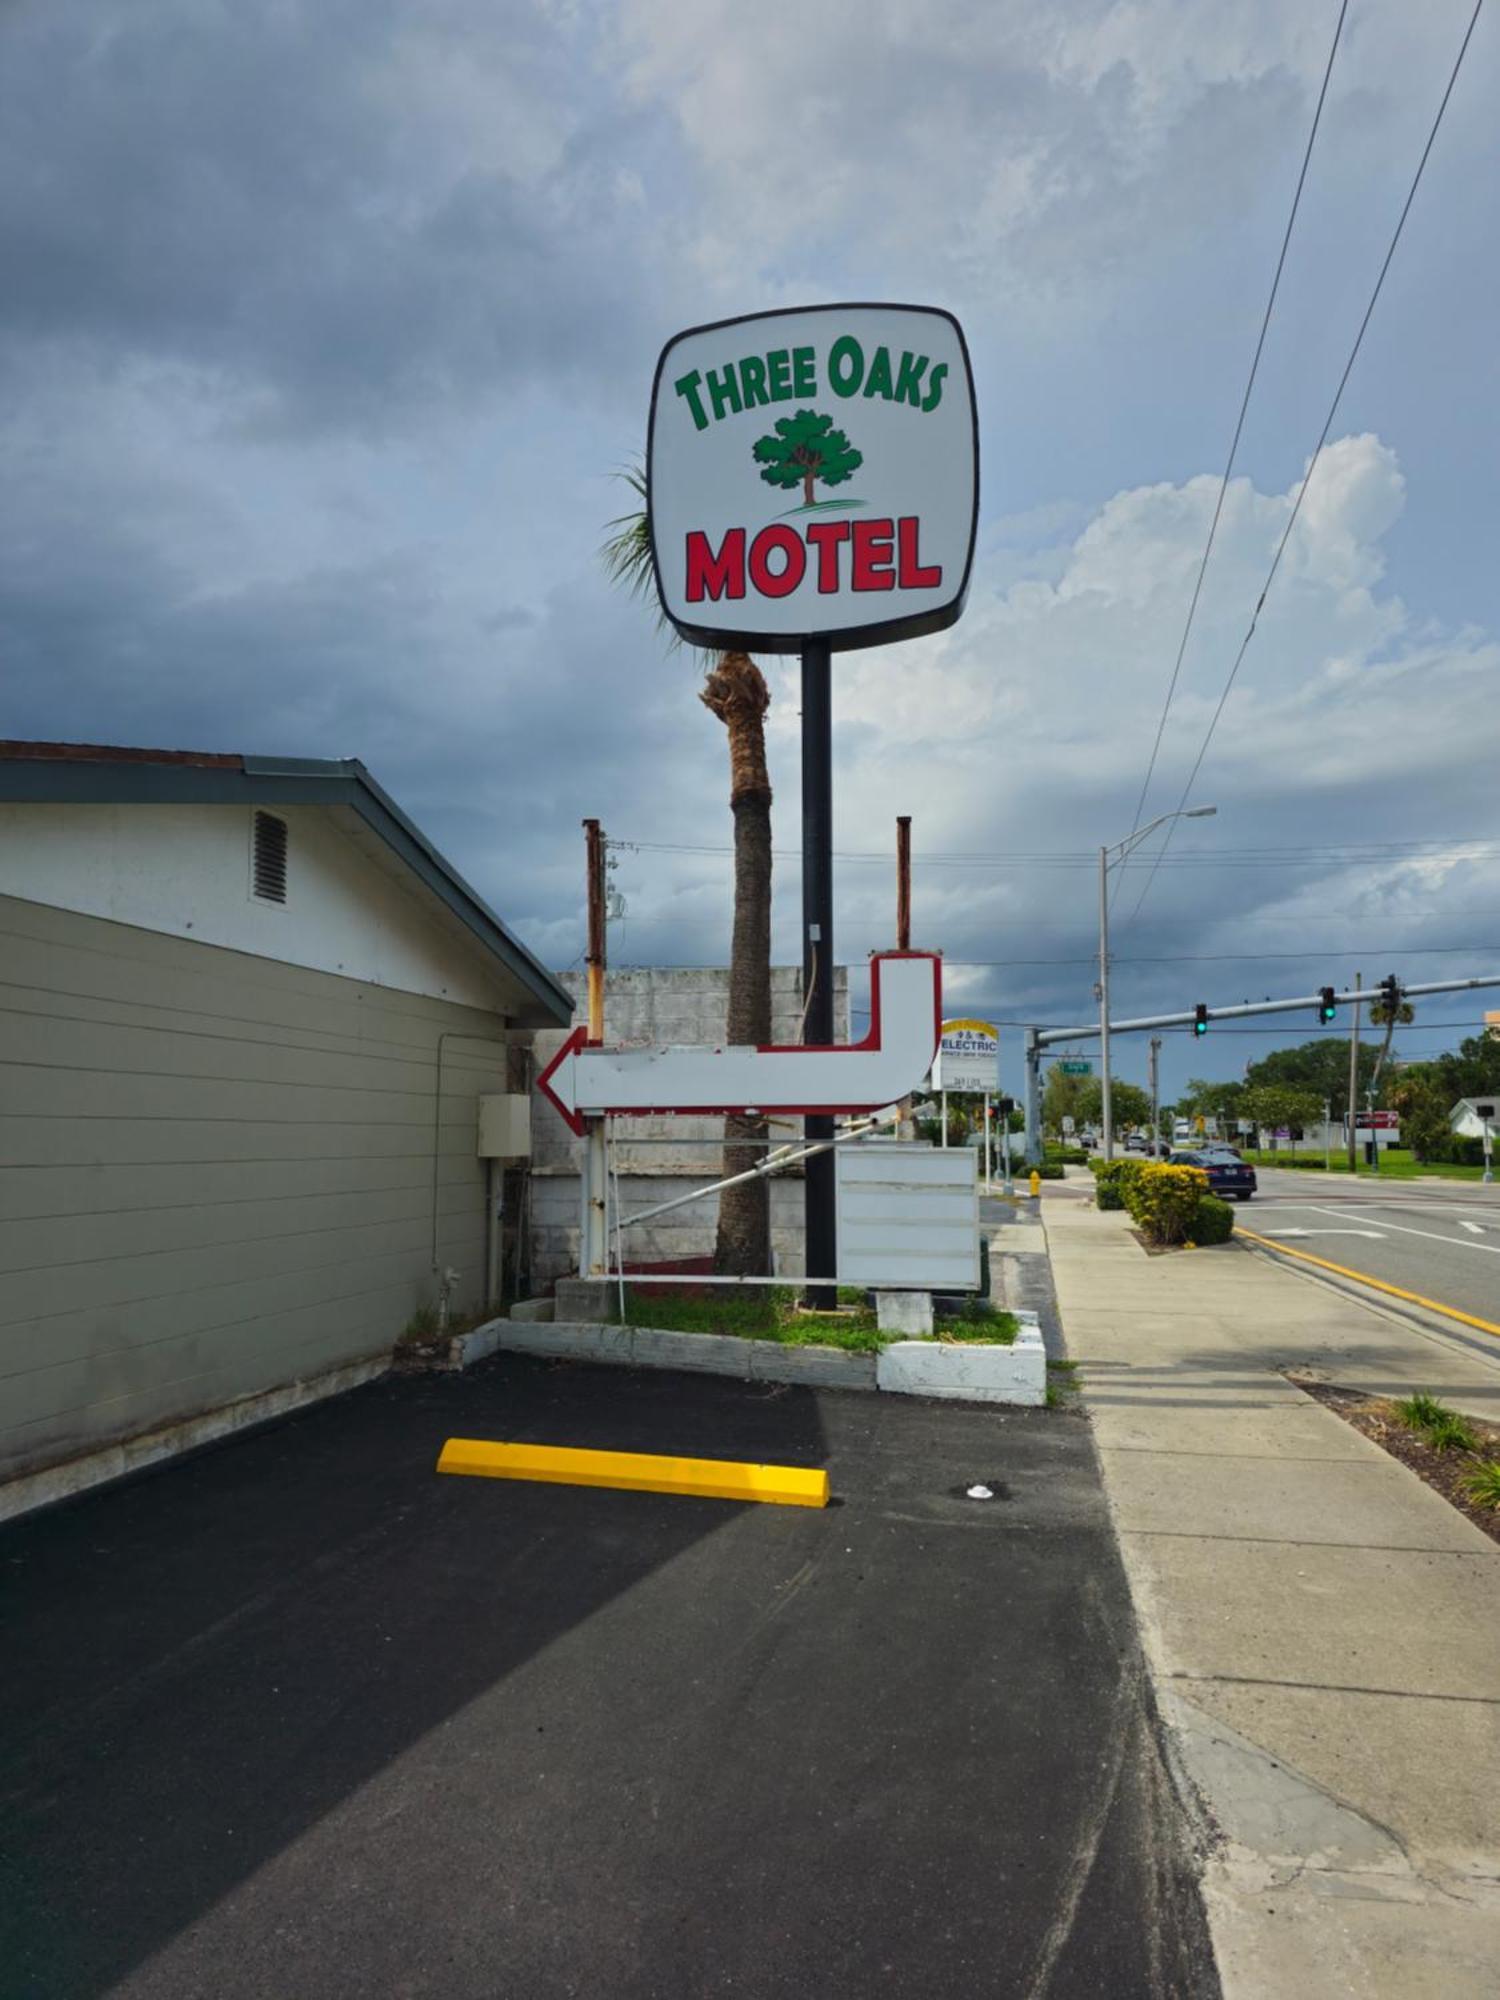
1057, 1059, 1092, 1076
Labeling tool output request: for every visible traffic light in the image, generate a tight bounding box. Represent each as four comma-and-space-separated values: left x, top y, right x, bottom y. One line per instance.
998, 1097, 1015, 1116
1380, 974, 1401, 1013
1319, 985, 1337, 1024
1194, 1003, 1208, 1037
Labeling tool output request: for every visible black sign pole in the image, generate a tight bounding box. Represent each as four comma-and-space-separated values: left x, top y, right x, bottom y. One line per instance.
801, 637, 837, 1310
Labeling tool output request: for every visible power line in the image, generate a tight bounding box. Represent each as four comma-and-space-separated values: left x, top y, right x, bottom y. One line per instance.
1120, 0, 1349, 874
1126, 0, 1488, 934
609, 941, 1500, 965
614, 836, 1500, 871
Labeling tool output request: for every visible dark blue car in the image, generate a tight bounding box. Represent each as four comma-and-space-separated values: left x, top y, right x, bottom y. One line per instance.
1168, 1148, 1257, 1201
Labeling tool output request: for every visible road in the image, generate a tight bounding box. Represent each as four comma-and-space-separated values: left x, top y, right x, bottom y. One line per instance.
1249, 1168, 1500, 1333
1, 1351, 1216, 2000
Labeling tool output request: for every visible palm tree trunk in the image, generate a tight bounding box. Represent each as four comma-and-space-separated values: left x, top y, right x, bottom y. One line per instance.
701, 653, 773, 1277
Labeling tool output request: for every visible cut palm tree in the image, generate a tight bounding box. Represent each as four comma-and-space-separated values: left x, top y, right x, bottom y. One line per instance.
1367, 992, 1415, 1092
603, 466, 774, 1277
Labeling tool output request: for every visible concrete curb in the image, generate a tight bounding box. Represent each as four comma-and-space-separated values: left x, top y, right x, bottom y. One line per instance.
877, 1313, 1045, 1404
0, 1354, 392, 1526
447, 1309, 1046, 1403
490, 1317, 877, 1389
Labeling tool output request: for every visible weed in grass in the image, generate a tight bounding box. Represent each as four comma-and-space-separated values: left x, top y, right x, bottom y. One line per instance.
779, 1317, 885, 1354
934, 1309, 1019, 1346
1393, 1392, 1450, 1432
1048, 1358, 1080, 1375
622, 1287, 787, 1338
1459, 1460, 1500, 1511
1425, 1413, 1480, 1455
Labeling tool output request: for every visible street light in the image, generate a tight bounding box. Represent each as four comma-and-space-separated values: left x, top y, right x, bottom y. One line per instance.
1099, 805, 1218, 1161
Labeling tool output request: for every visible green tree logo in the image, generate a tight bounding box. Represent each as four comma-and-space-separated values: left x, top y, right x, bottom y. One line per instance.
751, 409, 863, 511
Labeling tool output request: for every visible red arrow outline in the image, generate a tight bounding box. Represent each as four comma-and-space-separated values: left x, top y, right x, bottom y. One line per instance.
535, 950, 942, 1136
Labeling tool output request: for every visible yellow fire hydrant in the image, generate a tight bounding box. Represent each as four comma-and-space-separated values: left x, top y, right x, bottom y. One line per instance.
1029, 1167, 1041, 1199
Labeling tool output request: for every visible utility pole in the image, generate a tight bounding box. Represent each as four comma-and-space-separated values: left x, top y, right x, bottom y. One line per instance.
1347, 972, 1361, 1175
895, 816, 914, 1141
801, 639, 836, 1307
1023, 1026, 1042, 1166
1098, 844, 1113, 1160
581, 818, 608, 1280
1148, 1036, 1161, 1160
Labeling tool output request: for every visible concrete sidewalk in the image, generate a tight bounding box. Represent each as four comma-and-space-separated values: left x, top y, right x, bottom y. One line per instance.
1044, 1195, 1500, 2000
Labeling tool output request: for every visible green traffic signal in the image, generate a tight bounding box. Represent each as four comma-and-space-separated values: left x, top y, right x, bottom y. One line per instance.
1193, 1003, 1208, 1037
1319, 985, 1337, 1024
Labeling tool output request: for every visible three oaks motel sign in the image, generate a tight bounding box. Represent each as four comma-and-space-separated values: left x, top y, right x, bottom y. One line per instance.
541, 305, 979, 1296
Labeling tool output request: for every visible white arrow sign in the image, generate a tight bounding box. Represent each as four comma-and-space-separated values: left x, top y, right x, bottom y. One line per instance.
537, 951, 942, 1136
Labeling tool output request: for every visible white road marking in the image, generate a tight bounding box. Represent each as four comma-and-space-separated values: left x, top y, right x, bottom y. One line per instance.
1269, 1228, 1385, 1240
1306, 1204, 1500, 1257
1459, 1220, 1486, 1236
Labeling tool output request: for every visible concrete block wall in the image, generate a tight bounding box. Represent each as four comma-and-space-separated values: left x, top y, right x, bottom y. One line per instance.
529, 964, 850, 1284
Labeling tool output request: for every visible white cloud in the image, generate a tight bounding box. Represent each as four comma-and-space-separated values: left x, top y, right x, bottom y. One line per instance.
743, 431, 1500, 1035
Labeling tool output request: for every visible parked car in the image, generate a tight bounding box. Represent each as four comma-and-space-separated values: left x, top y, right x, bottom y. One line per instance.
1168, 1148, 1257, 1201
1122, 1134, 1148, 1154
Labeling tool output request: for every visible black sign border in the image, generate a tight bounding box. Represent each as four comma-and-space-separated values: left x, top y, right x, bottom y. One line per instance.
646, 301, 980, 655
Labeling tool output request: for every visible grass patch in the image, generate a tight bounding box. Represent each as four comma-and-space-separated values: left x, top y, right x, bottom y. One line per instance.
1393, 1393, 1479, 1454
1245, 1150, 1490, 1182
935, 1308, 1019, 1345
1046, 1358, 1081, 1408
1426, 1413, 1481, 1454
619, 1285, 1017, 1350
621, 1286, 791, 1338
1292, 1375, 1500, 1546
1393, 1391, 1449, 1430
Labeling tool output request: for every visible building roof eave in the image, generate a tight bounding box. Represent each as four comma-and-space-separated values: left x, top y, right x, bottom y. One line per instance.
0, 742, 573, 1028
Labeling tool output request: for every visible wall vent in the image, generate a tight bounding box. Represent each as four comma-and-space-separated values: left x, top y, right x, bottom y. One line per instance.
252, 811, 288, 903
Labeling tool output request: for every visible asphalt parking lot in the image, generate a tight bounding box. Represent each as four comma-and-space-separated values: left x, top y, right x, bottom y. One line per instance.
1, 1355, 1217, 1999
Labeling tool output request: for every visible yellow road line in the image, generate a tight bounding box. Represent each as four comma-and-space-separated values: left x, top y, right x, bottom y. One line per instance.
437, 1438, 830, 1508
1238, 1227, 1500, 1339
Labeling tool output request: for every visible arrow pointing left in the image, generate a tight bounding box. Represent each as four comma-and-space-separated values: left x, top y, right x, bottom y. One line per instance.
536, 950, 942, 1137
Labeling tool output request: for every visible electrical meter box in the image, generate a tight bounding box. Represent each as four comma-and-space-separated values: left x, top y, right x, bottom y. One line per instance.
477, 1094, 531, 1161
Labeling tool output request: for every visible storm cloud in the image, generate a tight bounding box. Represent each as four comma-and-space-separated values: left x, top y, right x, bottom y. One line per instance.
3, 0, 1497, 1098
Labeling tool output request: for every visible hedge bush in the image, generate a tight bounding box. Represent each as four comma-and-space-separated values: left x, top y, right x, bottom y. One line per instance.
1124, 1162, 1208, 1246
1428, 1134, 1489, 1167
1191, 1194, 1235, 1245
1091, 1158, 1144, 1210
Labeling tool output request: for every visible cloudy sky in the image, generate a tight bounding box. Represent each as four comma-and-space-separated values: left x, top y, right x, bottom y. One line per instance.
4, 0, 1497, 1100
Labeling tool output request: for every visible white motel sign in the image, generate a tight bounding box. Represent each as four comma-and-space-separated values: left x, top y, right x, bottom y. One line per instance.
648, 304, 978, 654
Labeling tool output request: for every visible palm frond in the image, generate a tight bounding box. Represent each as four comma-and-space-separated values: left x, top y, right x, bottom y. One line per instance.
600, 457, 713, 662
601, 463, 655, 601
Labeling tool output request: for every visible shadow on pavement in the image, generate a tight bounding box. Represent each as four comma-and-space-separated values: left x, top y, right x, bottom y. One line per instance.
1, 1357, 827, 1998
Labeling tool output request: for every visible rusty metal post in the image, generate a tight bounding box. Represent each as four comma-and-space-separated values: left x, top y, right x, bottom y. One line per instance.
584, 817, 606, 1043
581, 818, 608, 1278
896, 816, 915, 1140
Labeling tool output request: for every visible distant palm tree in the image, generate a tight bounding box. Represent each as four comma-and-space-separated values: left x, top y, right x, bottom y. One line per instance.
1368, 992, 1415, 1092
603, 468, 773, 1277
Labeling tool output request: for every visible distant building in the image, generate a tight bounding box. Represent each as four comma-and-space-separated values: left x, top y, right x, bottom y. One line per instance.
1449, 1096, 1500, 1140
0, 740, 572, 1511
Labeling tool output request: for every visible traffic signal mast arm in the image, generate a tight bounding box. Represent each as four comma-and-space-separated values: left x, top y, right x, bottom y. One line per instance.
1034, 973, 1498, 1047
